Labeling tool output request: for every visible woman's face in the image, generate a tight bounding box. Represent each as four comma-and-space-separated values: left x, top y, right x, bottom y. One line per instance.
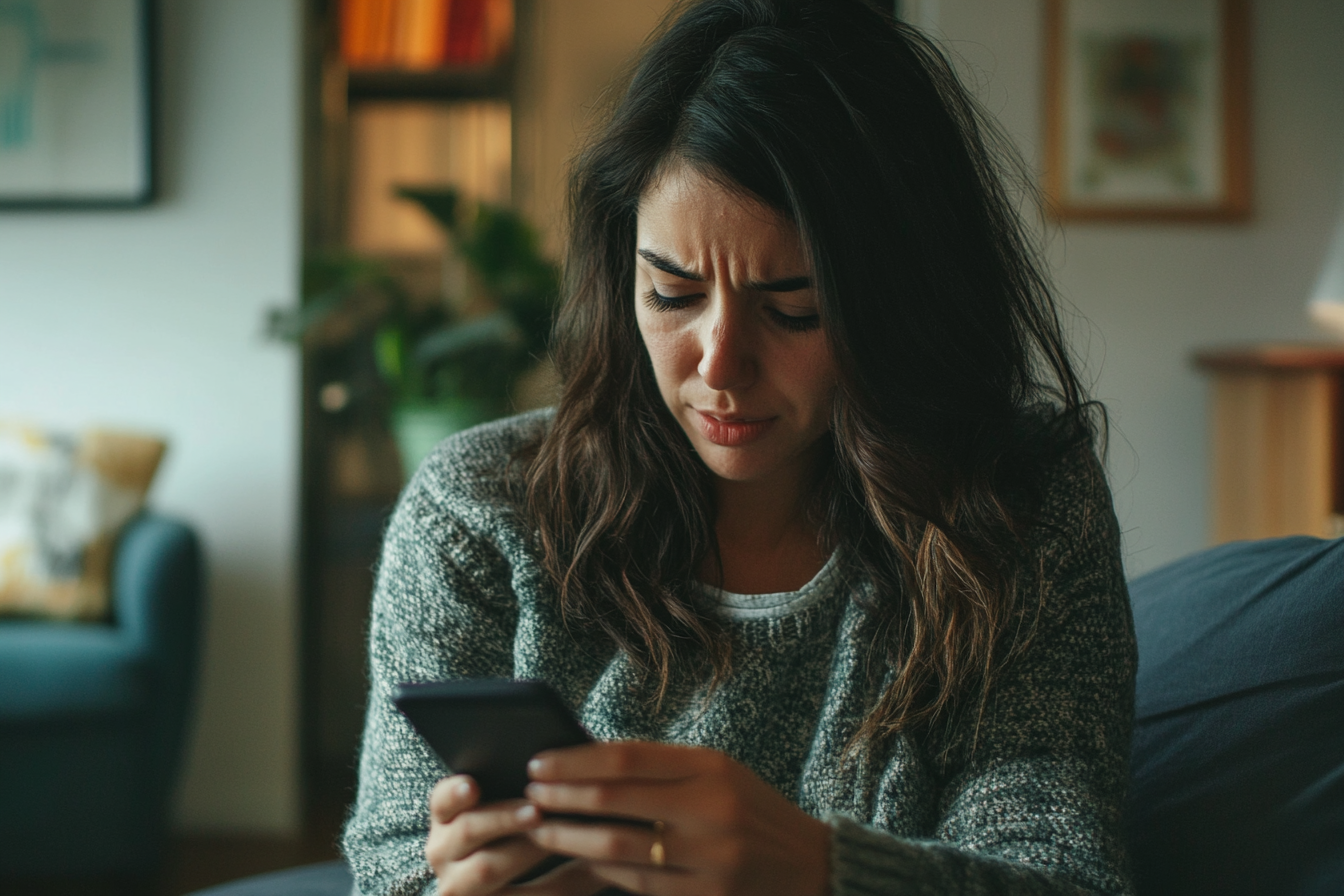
634, 164, 837, 487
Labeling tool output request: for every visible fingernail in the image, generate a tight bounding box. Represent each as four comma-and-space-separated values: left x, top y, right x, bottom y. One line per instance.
524, 782, 545, 800
453, 779, 471, 798
516, 804, 540, 823
527, 758, 546, 777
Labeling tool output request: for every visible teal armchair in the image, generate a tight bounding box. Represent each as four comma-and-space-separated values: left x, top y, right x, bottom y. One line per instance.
0, 512, 204, 883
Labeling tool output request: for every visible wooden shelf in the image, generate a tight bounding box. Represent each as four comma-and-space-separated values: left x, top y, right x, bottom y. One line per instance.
346, 62, 512, 102
1195, 343, 1344, 544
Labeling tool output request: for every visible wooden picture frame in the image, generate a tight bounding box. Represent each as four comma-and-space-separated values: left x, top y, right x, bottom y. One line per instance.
0, 0, 155, 209
1043, 0, 1250, 222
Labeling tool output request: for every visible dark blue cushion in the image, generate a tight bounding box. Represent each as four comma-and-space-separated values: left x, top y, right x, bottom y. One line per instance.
1127, 536, 1344, 896
188, 861, 353, 896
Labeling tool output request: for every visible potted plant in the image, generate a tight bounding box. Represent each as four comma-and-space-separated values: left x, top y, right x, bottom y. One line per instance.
267, 189, 559, 479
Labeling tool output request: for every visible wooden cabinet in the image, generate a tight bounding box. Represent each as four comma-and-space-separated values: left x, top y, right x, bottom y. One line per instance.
1195, 344, 1344, 543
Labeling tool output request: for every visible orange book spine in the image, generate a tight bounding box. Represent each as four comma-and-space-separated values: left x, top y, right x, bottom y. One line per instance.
340, 0, 371, 66
481, 0, 513, 63
369, 0, 397, 67
391, 0, 414, 67
402, 0, 449, 69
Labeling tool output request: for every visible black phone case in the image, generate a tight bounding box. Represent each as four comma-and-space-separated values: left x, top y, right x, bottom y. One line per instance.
392, 678, 592, 803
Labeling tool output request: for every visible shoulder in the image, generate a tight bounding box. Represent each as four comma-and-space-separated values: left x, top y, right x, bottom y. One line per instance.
402, 408, 553, 526
1005, 404, 1114, 550
1037, 438, 1114, 547
999, 406, 1125, 629
376, 409, 553, 592
1008, 416, 1134, 739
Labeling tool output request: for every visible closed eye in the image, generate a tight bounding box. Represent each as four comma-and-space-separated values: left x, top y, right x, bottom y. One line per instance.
643, 287, 699, 312
769, 307, 821, 333
643, 287, 820, 332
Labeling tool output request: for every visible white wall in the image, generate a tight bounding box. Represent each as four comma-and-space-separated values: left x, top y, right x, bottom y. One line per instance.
0, 0, 303, 833
933, 0, 1344, 574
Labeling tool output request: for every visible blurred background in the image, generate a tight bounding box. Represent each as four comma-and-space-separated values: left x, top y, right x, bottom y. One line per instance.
1, 0, 1342, 892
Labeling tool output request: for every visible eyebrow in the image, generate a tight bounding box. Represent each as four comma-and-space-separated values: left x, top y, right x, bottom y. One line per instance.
637, 249, 812, 293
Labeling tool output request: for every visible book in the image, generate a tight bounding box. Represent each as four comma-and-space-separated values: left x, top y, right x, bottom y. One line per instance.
341, 0, 512, 70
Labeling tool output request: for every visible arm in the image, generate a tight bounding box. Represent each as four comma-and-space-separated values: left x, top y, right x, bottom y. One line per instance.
828, 448, 1137, 896
342, 471, 522, 896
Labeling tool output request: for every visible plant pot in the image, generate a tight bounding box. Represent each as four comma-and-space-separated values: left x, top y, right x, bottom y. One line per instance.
390, 398, 493, 481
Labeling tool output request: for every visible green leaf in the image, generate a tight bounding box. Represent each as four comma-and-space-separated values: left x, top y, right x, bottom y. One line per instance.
412, 312, 521, 367
374, 326, 405, 385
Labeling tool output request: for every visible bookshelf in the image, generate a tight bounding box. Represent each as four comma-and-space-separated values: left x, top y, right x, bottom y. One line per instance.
341, 0, 515, 102
299, 0, 525, 817
346, 64, 512, 101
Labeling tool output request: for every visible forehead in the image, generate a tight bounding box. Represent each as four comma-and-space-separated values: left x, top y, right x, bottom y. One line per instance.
636, 164, 805, 267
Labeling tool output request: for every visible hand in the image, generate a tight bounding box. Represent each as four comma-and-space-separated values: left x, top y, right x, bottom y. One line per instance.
425, 775, 608, 895
523, 741, 831, 896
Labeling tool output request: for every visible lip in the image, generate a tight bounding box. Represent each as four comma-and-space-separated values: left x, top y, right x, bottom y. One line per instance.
694, 410, 776, 447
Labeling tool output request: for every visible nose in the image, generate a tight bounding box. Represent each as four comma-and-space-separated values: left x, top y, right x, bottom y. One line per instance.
697, 294, 757, 392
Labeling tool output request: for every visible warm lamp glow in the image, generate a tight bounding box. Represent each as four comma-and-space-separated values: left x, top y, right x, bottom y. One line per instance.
1309, 299, 1344, 338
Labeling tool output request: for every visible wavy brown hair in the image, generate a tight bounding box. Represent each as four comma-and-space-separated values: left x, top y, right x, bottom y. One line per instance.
523, 0, 1099, 753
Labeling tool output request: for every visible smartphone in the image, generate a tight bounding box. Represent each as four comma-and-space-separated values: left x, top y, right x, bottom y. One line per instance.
392, 678, 592, 804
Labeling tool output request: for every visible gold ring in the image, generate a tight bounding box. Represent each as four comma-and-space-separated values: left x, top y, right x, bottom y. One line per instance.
649, 820, 666, 867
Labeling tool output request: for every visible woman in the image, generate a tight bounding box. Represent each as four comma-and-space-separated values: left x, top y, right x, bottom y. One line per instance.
343, 0, 1136, 894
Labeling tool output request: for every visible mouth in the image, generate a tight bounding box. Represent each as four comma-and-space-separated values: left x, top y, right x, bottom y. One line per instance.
694, 410, 776, 447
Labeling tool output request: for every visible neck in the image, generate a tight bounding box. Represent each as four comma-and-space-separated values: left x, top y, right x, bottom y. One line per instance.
713, 473, 812, 552
702, 448, 829, 593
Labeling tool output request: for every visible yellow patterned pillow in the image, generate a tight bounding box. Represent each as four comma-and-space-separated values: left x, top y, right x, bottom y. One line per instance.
0, 424, 166, 621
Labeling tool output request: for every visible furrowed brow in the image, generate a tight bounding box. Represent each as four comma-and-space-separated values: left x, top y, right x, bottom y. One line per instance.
637, 249, 811, 292
637, 249, 703, 281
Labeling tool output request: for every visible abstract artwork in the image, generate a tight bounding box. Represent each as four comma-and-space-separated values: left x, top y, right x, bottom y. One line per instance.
0, 0, 152, 207
1044, 0, 1249, 221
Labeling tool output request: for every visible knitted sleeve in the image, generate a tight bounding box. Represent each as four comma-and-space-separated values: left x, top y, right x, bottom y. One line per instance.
341, 445, 523, 896
828, 447, 1138, 896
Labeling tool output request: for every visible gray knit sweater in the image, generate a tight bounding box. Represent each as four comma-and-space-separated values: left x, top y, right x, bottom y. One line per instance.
342, 410, 1137, 896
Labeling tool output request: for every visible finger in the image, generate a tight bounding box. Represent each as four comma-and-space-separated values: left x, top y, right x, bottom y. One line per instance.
525, 780, 688, 825
437, 835, 552, 896
528, 741, 717, 783
442, 801, 544, 862
528, 819, 684, 871
430, 775, 479, 824
427, 801, 539, 870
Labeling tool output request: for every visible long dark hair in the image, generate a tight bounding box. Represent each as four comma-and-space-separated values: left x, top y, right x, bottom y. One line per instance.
524, 0, 1098, 752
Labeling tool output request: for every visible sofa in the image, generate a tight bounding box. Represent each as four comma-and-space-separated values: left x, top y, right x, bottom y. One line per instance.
1125, 535, 1344, 895
193, 533, 1343, 896
0, 512, 205, 885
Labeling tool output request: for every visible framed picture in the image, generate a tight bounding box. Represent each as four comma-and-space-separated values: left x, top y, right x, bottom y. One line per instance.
1043, 0, 1250, 222
0, 0, 154, 208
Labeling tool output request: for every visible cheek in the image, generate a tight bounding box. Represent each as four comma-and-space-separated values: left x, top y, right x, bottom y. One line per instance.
636, 311, 693, 387
779, 341, 838, 410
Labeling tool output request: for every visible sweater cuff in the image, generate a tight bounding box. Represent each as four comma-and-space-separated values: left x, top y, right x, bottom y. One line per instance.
825, 813, 929, 896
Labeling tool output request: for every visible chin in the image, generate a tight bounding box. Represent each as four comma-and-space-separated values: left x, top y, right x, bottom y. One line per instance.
693, 443, 785, 483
